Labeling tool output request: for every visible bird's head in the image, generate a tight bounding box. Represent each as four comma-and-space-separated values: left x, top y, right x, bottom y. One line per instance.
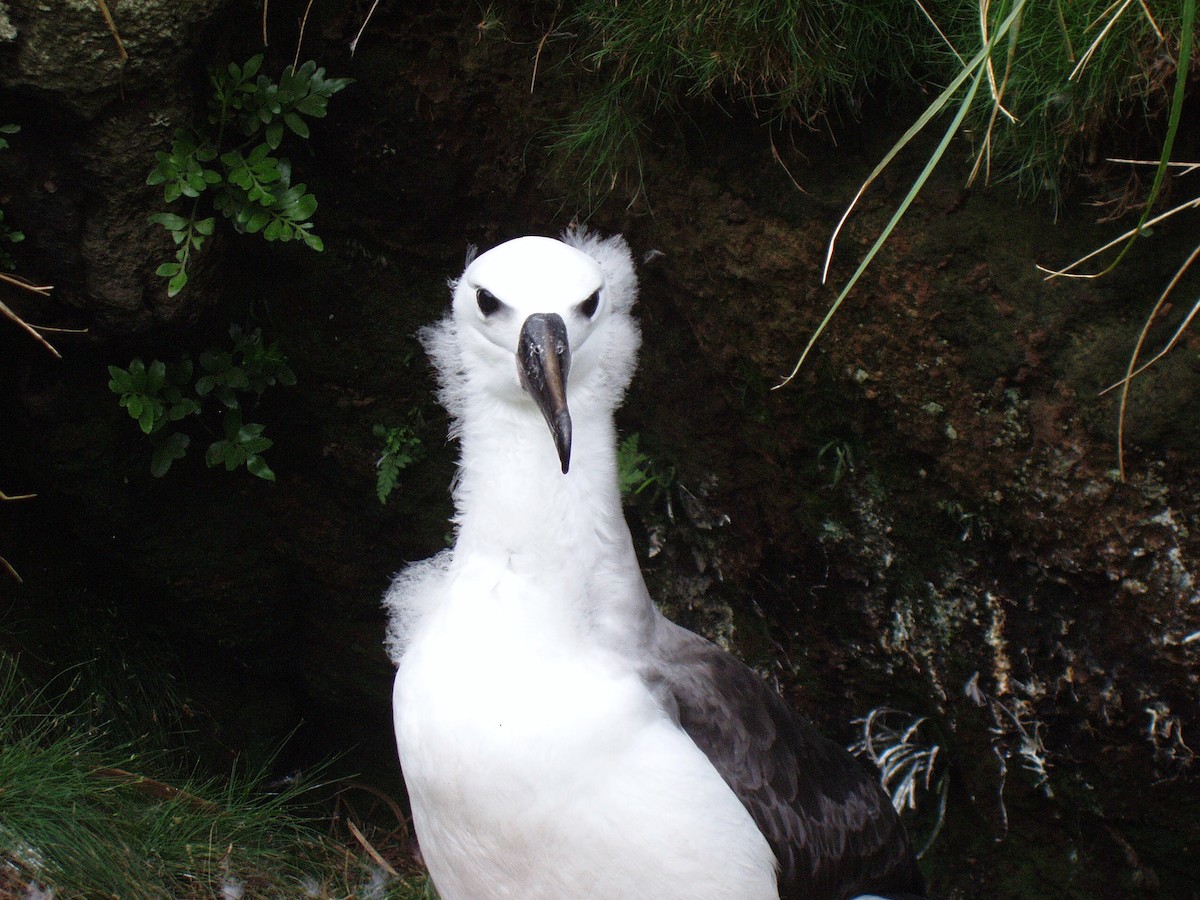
424, 231, 641, 475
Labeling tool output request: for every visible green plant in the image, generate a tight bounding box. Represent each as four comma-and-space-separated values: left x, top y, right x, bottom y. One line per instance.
0, 652, 430, 898
108, 325, 295, 480
539, 0, 925, 203
374, 416, 424, 505
617, 432, 674, 501
147, 55, 351, 296
817, 438, 855, 486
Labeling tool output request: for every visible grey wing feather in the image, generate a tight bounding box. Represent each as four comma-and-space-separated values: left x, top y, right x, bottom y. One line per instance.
647, 619, 925, 900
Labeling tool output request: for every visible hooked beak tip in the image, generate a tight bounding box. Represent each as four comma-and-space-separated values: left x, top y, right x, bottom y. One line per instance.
554, 411, 572, 474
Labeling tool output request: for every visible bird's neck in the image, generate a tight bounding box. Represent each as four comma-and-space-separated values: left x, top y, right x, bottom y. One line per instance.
451, 397, 655, 643
454, 399, 625, 553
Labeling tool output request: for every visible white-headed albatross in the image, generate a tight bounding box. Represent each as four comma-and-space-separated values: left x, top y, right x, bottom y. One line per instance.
384, 231, 925, 900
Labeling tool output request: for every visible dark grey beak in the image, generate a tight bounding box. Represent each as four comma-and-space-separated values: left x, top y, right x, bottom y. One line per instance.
517, 313, 572, 474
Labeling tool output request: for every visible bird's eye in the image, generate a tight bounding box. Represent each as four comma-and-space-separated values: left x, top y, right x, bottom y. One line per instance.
579, 290, 600, 319
476, 288, 501, 317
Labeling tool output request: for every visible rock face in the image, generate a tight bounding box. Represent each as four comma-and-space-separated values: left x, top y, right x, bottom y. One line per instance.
0, 0, 227, 116
1, 3, 1197, 896
0, 0, 229, 332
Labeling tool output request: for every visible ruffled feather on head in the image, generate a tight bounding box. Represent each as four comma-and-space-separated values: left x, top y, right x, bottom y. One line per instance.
417, 227, 640, 436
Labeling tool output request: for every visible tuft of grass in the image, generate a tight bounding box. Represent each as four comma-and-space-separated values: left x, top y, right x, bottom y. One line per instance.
0, 653, 429, 898
540, 0, 928, 204
545, 82, 651, 209
542, 0, 1193, 211
531, 2, 1199, 417
942, 0, 1193, 202
1036, 0, 1197, 480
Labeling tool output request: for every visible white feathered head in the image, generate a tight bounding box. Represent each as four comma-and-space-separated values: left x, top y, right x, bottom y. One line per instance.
419, 229, 642, 472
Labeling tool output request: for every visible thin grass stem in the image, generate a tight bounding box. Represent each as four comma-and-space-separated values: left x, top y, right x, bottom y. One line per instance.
1110, 242, 1200, 478
783, 0, 1031, 387
1071, 0, 1135, 82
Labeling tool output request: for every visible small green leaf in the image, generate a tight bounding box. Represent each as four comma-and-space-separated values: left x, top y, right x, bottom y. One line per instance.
149, 212, 189, 231
155, 262, 181, 277
147, 360, 167, 391
240, 437, 273, 455
294, 94, 328, 117
107, 366, 132, 393
246, 455, 275, 481
283, 191, 318, 221
283, 113, 310, 138
138, 406, 159, 435
167, 269, 188, 297
243, 54, 264, 80
245, 210, 270, 233
204, 441, 226, 469
150, 432, 190, 477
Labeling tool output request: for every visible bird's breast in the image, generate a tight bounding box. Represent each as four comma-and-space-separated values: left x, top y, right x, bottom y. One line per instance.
391, 566, 779, 900
394, 564, 647, 778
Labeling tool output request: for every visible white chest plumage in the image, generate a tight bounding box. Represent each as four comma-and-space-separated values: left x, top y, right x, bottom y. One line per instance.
392, 564, 778, 900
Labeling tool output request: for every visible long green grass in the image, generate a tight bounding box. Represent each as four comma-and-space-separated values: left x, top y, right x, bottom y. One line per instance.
540, 0, 1193, 208
0, 654, 429, 898
542, 0, 931, 202
937, 0, 1194, 201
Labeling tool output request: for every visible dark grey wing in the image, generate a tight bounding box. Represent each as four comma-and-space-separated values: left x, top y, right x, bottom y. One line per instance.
647, 619, 924, 900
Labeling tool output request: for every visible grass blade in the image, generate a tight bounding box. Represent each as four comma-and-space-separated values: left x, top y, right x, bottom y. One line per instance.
784, 0, 1027, 388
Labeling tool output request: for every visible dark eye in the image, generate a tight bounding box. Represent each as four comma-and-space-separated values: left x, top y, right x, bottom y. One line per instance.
476, 288, 501, 317
579, 290, 600, 318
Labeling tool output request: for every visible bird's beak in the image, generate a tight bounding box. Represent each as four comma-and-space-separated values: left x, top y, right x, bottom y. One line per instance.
517, 313, 572, 474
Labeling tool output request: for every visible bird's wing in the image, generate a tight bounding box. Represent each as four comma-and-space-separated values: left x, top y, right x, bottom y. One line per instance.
645, 619, 924, 900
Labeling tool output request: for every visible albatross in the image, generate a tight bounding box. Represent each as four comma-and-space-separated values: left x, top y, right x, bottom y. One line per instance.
385, 230, 925, 900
